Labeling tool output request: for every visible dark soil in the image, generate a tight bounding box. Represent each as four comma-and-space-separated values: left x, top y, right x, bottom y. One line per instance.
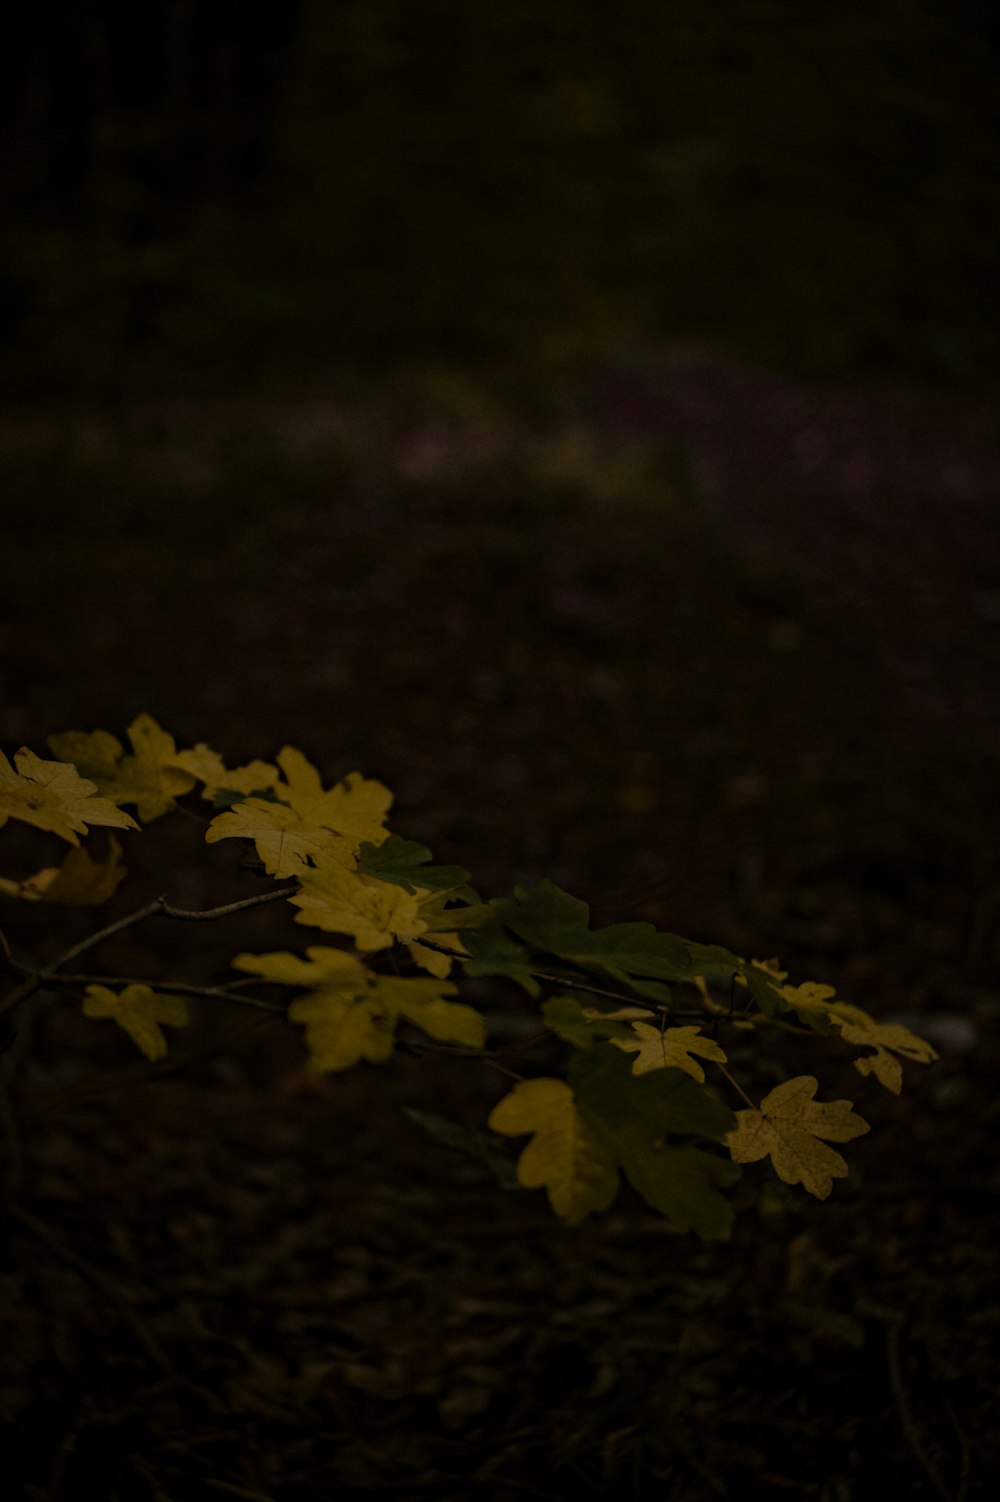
2, 353, 998, 1499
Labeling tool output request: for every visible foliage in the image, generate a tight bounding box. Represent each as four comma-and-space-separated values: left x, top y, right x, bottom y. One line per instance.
0, 716, 938, 1240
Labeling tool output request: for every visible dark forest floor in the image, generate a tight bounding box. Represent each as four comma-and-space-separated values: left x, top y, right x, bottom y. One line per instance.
1, 352, 999, 1498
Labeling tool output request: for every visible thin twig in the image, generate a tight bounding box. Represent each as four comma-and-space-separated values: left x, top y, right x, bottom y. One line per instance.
0, 925, 33, 975
40, 972, 287, 1013
0, 885, 297, 1019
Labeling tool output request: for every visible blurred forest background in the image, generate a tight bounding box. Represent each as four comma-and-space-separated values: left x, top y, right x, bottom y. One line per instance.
3, 0, 999, 397
2, 6, 1000, 1498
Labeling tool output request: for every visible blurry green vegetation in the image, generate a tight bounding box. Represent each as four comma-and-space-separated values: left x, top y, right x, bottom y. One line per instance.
3, 0, 998, 398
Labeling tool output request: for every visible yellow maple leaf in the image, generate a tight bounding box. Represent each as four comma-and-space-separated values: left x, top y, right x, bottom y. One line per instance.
488, 1077, 619, 1225
824, 1003, 939, 1094
233, 946, 484, 1071
612, 1022, 728, 1081
205, 799, 357, 877
48, 714, 196, 821
231, 945, 370, 990
205, 749, 393, 877
371, 973, 486, 1048
81, 983, 189, 1062
404, 932, 465, 978
171, 744, 279, 801
271, 748, 392, 844
776, 981, 839, 1027
0, 837, 126, 905
291, 864, 425, 949
289, 988, 398, 1071
726, 1075, 869, 1199
0, 748, 137, 844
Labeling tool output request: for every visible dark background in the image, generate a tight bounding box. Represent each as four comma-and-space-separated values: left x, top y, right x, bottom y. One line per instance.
2, 4, 999, 1498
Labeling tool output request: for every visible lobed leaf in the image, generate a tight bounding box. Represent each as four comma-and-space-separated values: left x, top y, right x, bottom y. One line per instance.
493, 880, 699, 985
569, 1045, 738, 1238
48, 714, 196, 822
0, 836, 126, 905
725, 1075, 869, 1199
291, 864, 426, 949
488, 1077, 619, 1226
235, 946, 485, 1071
357, 835, 471, 895
206, 799, 357, 877
541, 994, 640, 1048
81, 983, 189, 1062
171, 744, 279, 803
612, 1022, 728, 1081
0, 748, 137, 844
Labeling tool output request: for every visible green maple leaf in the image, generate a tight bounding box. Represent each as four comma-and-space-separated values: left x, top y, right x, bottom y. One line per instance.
48, 714, 196, 822
357, 835, 471, 895
460, 919, 543, 996
488, 1077, 619, 1226
725, 1075, 870, 1199
0, 748, 138, 844
491, 880, 702, 988
541, 994, 641, 1047
612, 1022, 728, 1081
82, 983, 189, 1062
569, 1044, 738, 1239
403, 1108, 520, 1189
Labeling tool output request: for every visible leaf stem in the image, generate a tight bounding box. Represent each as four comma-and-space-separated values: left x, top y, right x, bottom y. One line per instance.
716, 1063, 756, 1109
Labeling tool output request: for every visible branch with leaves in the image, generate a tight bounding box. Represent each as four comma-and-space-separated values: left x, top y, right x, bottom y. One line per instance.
0, 715, 939, 1240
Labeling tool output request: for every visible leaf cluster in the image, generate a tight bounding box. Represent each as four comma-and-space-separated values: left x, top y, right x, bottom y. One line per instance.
0, 716, 939, 1240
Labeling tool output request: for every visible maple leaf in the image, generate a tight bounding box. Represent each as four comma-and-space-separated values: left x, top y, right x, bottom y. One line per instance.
402, 1108, 519, 1189
775, 980, 840, 1031
231, 945, 371, 990
291, 864, 426, 949
48, 714, 196, 821
357, 835, 471, 895
0, 748, 137, 844
725, 1075, 869, 1199
205, 750, 392, 876
0, 836, 126, 905
232, 947, 485, 1072
171, 744, 279, 805
370, 973, 486, 1047
541, 995, 642, 1048
397, 890, 492, 977
569, 1044, 739, 1239
488, 1078, 619, 1226
81, 983, 189, 1062
493, 880, 698, 988
824, 1003, 938, 1093
205, 798, 357, 877
613, 1023, 728, 1081
461, 921, 542, 995
271, 748, 392, 842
